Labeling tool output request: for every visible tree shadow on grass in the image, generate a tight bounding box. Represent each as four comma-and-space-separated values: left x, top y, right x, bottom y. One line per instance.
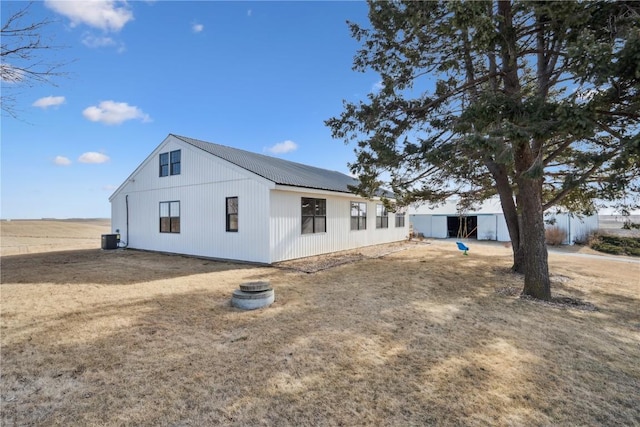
0, 248, 263, 286
2, 257, 639, 426
2, 246, 639, 425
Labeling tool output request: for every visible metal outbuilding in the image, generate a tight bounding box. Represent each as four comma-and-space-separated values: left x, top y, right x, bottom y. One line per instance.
409, 197, 598, 245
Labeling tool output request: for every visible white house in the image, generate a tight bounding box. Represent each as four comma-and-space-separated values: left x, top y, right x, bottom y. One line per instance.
409, 197, 598, 245
109, 134, 409, 263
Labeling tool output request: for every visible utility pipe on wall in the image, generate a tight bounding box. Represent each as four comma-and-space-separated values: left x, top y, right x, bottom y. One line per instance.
125, 194, 129, 248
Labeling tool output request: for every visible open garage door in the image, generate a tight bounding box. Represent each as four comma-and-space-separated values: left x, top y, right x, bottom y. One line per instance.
447, 215, 478, 239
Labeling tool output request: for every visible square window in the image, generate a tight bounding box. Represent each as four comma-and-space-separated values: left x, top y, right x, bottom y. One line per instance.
301, 198, 326, 234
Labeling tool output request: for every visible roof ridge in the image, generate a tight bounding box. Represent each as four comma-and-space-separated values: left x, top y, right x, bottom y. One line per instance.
167, 134, 390, 197
171, 133, 354, 177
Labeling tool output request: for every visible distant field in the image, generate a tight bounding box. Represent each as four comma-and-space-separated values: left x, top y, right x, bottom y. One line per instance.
0, 219, 111, 256
598, 215, 640, 238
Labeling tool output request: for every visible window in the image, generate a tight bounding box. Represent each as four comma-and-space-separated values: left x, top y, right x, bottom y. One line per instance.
160, 201, 180, 233
395, 212, 406, 228
376, 204, 388, 229
350, 202, 367, 230
226, 197, 238, 232
159, 150, 181, 176
301, 198, 326, 234
159, 152, 169, 177
170, 150, 181, 175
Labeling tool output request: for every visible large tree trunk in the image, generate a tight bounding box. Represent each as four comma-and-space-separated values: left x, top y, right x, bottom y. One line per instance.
517, 177, 551, 300
512, 244, 525, 274
503, 204, 525, 274
485, 159, 525, 273
496, 0, 529, 274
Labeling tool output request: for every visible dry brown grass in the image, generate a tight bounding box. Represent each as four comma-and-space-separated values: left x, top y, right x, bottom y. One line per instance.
1, 221, 639, 426
1, 219, 111, 256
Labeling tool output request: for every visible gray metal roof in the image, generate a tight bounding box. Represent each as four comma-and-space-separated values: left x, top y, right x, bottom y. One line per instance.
173, 134, 367, 194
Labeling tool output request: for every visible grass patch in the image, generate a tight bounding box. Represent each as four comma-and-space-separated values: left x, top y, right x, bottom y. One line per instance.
589, 234, 640, 257
2, 223, 639, 426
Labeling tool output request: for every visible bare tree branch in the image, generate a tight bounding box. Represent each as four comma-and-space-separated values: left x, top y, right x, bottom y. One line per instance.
1, 2, 69, 118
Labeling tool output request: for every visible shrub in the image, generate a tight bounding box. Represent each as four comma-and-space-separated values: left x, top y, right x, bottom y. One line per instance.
590, 240, 625, 255
545, 226, 566, 246
590, 234, 640, 257
627, 247, 640, 256
622, 220, 640, 230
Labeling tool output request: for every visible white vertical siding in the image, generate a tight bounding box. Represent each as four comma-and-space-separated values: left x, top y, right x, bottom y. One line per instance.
544, 212, 599, 245
111, 135, 412, 264
477, 215, 497, 240
477, 214, 510, 242
408, 197, 504, 215
409, 214, 432, 237
269, 190, 409, 263
110, 194, 128, 244
496, 214, 510, 242
110, 137, 271, 263
569, 214, 598, 244
430, 216, 448, 238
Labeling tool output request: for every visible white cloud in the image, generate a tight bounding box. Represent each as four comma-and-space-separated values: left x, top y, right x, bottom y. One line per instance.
82, 100, 151, 125
372, 80, 384, 93
82, 34, 116, 48
78, 152, 110, 164
54, 156, 72, 166
192, 23, 204, 33
247, 9, 252, 17
102, 184, 118, 191
33, 96, 66, 109
266, 140, 298, 154
45, 0, 134, 32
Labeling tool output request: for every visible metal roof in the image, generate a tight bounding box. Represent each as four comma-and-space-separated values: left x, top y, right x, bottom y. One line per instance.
173, 134, 366, 194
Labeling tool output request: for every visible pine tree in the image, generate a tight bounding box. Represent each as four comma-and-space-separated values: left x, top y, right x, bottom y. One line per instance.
327, 1, 639, 300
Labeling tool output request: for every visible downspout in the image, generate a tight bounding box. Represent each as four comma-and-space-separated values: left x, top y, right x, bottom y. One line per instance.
125, 194, 130, 248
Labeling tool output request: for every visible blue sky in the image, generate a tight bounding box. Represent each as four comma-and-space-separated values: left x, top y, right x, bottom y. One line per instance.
1, 0, 379, 219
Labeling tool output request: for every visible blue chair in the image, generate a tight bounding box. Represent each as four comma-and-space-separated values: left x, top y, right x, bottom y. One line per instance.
456, 241, 469, 255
